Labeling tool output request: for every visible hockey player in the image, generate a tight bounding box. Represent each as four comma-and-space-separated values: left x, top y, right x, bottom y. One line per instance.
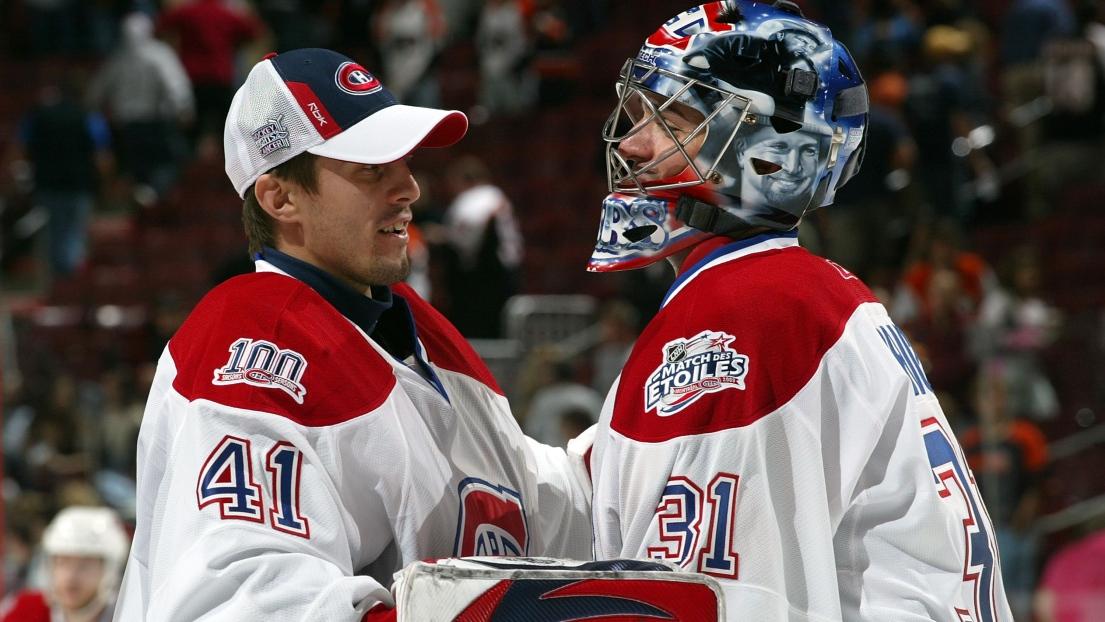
113, 49, 604, 620
586, 2, 1014, 620
2, 506, 130, 622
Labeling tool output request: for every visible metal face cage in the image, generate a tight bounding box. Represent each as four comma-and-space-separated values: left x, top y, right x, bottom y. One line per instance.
602, 58, 753, 196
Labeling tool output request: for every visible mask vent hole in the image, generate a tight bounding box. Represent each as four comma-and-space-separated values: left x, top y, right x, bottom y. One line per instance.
751, 158, 783, 175
770, 116, 802, 134
624, 225, 658, 242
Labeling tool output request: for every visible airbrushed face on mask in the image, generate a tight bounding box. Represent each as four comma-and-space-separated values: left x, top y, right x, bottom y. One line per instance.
588, 0, 868, 273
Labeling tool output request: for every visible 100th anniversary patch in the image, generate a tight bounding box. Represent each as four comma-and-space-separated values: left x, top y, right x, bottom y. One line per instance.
645, 330, 749, 417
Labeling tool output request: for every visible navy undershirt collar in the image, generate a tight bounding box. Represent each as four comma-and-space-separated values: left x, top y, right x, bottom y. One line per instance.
257, 247, 392, 337
257, 247, 450, 401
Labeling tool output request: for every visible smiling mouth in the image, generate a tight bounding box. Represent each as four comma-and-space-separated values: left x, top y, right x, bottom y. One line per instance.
378, 222, 409, 237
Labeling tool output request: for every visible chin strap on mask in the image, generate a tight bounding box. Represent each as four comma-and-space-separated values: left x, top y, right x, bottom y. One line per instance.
675, 195, 749, 237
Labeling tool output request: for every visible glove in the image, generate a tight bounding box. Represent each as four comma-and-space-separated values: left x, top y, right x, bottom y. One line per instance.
388, 556, 725, 621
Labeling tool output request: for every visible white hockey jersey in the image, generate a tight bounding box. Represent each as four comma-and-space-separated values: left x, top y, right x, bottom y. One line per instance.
589, 233, 1012, 621
115, 252, 592, 621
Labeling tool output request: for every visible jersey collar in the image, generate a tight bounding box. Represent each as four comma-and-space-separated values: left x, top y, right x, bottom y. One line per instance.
255, 247, 392, 336
662, 231, 800, 308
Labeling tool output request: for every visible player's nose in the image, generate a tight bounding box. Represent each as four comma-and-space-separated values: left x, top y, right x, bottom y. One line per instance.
618, 122, 662, 170
385, 159, 420, 205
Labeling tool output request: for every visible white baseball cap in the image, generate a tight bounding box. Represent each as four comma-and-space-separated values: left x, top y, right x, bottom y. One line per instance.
224, 48, 468, 198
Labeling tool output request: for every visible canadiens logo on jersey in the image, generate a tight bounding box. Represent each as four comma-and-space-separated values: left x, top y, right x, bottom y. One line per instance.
212, 337, 308, 404
645, 330, 748, 417
454, 478, 529, 557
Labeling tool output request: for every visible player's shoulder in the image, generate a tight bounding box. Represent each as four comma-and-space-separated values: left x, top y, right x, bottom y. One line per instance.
666, 245, 879, 353
693, 245, 876, 319
611, 246, 879, 441
168, 272, 397, 426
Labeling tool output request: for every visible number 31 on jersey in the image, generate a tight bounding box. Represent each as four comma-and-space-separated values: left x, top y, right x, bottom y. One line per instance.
648, 473, 740, 578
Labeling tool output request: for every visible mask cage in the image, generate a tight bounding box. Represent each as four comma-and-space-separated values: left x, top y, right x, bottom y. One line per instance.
603, 58, 753, 196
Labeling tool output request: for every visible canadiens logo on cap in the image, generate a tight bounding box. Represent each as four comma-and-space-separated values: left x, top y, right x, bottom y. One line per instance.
335, 62, 382, 95
251, 114, 291, 156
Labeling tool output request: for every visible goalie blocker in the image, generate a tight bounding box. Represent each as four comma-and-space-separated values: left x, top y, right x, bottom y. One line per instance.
367, 557, 725, 621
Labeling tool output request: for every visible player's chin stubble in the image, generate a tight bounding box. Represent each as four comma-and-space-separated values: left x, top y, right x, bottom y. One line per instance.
363, 255, 411, 288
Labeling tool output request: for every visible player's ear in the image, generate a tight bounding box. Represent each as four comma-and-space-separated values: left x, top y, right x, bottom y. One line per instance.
254, 173, 301, 224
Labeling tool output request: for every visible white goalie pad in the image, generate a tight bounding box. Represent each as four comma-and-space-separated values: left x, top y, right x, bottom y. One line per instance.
390, 557, 725, 621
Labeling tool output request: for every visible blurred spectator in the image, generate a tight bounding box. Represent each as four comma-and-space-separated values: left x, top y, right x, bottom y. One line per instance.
972, 245, 1062, 420
23, 0, 81, 57
893, 221, 994, 404
1034, 522, 1105, 622
559, 407, 595, 442
476, 0, 537, 115
820, 67, 917, 283
903, 266, 977, 405
590, 299, 638, 397
1001, 0, 1075, 68
92, 366, 144, 477
848, 0, 923, 64
1, 506, 129, 622
440, 155, 522, 338
529, 0, 579, 106
961, 360, 1050, 621
86, 12, 194, 204
144, 292, 189, 362
892, 219, 995, 326
1031, 3, 1105, 212
18, 374, 92, 494
2, 493, 50, 596
404, 221, 433, 300
522, 352, 601, 448
905, 24, 998, 224
257, 0, 327, 52
1001, 0, 1076, 216
157, 0, 266, 156
16, 79, 112, 278
374, 0, 447, 107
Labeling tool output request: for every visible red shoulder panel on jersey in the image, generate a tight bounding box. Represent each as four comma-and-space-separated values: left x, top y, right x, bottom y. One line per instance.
169, 273, 397, 426
392, 283, 504, 396
612, 247, 878, 442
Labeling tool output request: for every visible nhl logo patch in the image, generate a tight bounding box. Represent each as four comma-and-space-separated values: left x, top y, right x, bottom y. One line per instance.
252, 114, 291, 156
645, 330, 748, 417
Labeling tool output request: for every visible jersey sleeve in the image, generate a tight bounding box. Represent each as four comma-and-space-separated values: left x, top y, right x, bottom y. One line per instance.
522, 432, 594, 559
116, 276, 407, 621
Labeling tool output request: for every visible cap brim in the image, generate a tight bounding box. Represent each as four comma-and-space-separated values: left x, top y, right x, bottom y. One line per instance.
307, 104, 468, 164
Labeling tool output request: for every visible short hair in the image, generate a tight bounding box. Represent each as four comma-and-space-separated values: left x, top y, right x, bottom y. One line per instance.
241, 152, 320, 256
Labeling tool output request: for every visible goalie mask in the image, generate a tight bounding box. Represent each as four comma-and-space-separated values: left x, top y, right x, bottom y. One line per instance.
588, 0, 868, 272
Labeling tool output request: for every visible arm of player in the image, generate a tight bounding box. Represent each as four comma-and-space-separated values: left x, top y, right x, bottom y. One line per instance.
115, 379, 408, 621
519, 426, 595, 560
